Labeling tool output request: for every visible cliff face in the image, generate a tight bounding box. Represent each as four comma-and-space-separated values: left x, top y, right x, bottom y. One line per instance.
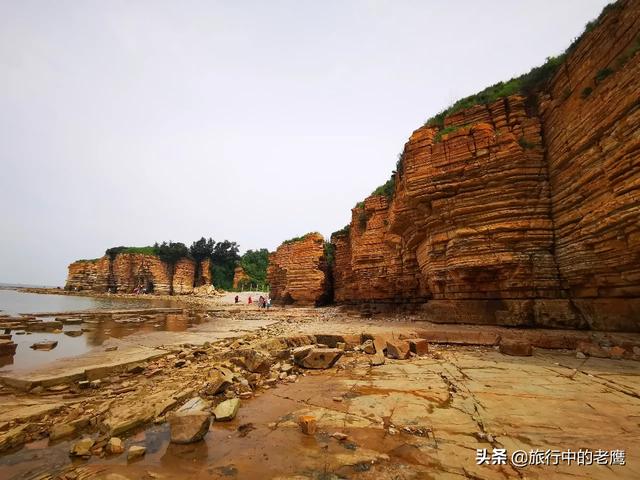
331, 196, 425, 304
66, 258, 111, 293
172, 258, 196, 294
331, 0, 640, 330
539, 0, 640, 329
267, 233, 331, 305
66, 253, 198, 295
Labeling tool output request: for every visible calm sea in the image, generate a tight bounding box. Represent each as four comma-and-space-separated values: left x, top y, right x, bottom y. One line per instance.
0, 288, 174, 315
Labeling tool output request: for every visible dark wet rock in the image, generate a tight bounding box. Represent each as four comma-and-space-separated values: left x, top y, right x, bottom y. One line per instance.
169, 411, 211, 444
30, 340, 58, 351
64, 330, 83, 337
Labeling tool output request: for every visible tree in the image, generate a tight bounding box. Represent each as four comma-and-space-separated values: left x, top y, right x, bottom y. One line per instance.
240, 249, 269, 285
153, 241, 190, 294
189, 237, 215, 285
210, 240, 240, 290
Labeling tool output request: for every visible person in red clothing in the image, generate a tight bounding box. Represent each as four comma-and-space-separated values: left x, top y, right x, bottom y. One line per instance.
248, 296, 252, 304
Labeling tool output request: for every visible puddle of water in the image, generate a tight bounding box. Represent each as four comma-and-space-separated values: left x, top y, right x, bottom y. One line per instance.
0, 374, 405, 479
0, 312, 207, 373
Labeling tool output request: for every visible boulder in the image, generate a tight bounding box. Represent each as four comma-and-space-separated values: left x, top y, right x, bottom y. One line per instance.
204, 367, 234, 396
169, 411, 211, 444
213, 398, 240, 421
361, 340, 375, 354
30, 340, 58, 351
292, 345, 315, 362
127, 445, 146, 461
106, 437, 125, 454
295, 348, 343, 369
49, 424, 75, 441
408, 339, 429, 356
385, 340, 411, 359
64, 330, 83, 337
243, 350, 271, 373
369, 353, 385, 366
298, 415, 317, 435
499, 341, 533, 357
69, 437, 94, 457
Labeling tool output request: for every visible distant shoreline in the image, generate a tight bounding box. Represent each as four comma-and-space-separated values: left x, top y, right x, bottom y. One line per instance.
8, 286, 269, 309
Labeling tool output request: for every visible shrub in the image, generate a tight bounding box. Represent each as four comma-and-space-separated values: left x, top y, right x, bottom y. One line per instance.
518, 137, 536, 149
615, 33, 640, 69
282, 232, 319, 245
105, 246, 156, 258
370, 177, 395, 199
434, 125, 462, 143
595, 68, 614, 84
581, 87, 593, 99
332, 224, 351, 238
424, 55, 565, 128
323, 242, 335, 266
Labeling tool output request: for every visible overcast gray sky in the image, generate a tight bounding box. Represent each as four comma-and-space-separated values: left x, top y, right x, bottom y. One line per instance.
0, 0, 611, 286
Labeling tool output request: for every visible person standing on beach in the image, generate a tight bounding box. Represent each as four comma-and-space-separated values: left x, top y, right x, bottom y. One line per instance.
248, 296, 252, 305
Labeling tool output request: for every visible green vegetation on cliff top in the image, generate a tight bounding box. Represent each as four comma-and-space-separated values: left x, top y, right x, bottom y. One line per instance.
282, 232, 321, 245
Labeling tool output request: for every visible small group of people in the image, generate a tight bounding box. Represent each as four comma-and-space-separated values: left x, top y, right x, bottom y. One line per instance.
235, 294, 270, 309
257, 295, 271, 309
133, 284, 147, 294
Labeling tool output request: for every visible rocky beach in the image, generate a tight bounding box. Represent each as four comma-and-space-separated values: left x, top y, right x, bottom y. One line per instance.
0, 297, 639, 479
1, 0, 639, 478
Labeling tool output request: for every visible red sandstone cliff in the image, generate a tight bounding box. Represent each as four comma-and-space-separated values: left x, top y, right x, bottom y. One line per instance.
330, 0, 640, 330
267, 233, 331, 305
539, 0, 640, 329
66, 253, 199, 295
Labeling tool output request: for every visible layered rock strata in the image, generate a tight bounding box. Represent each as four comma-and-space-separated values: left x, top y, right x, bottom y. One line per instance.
331, 0, 640, 330
267, 233, 331, 306
66, 254, 202, 295
539, 0, 640, 330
